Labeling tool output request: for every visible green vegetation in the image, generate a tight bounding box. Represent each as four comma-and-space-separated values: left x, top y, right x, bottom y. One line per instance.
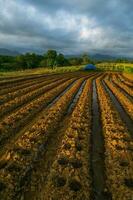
0, 49, 133, 75
0, 65, 84, 77
0, 50, 91, 72
96, 62, 133, 73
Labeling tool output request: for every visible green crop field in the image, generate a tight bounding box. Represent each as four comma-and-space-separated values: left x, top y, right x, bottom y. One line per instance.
97, 62, 133, 73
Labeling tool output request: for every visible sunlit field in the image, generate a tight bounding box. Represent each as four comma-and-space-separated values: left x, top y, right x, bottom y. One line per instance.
0, 66, 84, 77
0, 0, 133, 198
0, 71, 132, 200
97, 62, 133, 72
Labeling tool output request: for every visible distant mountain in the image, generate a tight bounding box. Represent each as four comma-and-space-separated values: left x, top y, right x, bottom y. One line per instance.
90, 53, 117, 61
0, 48, 20, 56
66, 53, 118, 60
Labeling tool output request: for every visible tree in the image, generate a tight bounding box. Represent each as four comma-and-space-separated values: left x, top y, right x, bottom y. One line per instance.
0, 55, 15, 71
15, 55, 26, 69
82, 53, 90, 64
25, 53, 42, 68
56, 53, 66, 66
46, 50, 57, 69
68, 57, 82, 66
14, 53, 43, 69
39, 58, 47, 67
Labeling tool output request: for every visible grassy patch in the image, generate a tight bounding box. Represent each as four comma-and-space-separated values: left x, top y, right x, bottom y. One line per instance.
96, 62, 133, 72
0, 65, 85, 77
123, 73, 133, 80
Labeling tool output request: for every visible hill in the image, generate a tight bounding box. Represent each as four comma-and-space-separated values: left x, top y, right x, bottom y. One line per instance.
0, 48, 20, 56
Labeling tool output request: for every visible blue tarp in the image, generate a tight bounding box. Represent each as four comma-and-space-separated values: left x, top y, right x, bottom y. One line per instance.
84, 64, 96, 70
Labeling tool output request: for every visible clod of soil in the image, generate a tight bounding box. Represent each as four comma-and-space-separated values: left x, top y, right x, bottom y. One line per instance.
70, 159, 82, 168
29, 137, 37, 143
53, 175, 66, 187
119, 160, 129, 167
78, 134, 84, 140
57, 156, 69, 166
67, 133, 74, 138
116, 145, 124, 150
64, 143, 71, 150
69, 179, 82, 191
124, 178, 133, 188
0, 181, 6, 192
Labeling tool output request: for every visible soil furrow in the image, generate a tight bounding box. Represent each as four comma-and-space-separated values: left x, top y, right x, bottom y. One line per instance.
19, 78, 90, 200
0, 77, 72, 119
90, 78, 107, 200
0, 77, 86, 200
111, 75, 133, 102
102, 80, 133, 136
0, 78, 79, 157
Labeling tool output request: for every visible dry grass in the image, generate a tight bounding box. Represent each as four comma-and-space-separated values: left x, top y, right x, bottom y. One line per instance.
123, 73, 133, 80
0, 65, 84, 78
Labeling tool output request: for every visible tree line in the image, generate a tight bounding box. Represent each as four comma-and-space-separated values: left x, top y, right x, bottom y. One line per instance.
0, 50, 91, 71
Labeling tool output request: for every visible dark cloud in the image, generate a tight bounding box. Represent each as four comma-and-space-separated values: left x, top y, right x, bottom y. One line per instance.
0, 0, 133, 56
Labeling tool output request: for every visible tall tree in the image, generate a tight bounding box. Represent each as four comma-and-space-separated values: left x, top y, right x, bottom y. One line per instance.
15, 55, 26, 69
82, 53, 90, 64
46, 50, 57, 69
56, 53, 65, 66
68, 57, 82, 66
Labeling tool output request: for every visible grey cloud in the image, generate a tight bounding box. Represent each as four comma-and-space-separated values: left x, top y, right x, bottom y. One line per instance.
0, 0, 133, 57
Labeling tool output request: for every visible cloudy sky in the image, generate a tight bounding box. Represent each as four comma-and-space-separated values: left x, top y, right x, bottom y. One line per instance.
0, 0, 133, 56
